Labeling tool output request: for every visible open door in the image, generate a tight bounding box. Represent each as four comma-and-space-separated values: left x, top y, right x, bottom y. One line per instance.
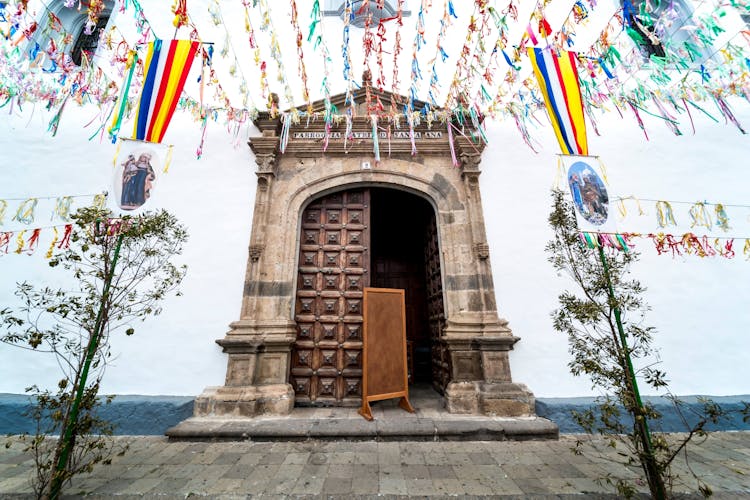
359, 287, 414, 421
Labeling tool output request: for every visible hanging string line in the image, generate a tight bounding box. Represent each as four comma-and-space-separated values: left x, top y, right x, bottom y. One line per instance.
0, 193, 107, 201
583, 230, 750, 240
613, 197, 750, 209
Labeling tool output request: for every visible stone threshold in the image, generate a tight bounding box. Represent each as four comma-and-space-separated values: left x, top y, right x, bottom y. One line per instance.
165, 414, 559, 442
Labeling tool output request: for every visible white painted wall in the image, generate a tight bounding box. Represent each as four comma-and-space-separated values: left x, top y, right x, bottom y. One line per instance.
486, 97, 750, 397
0, 103, 255, 396
1, 97, 748, 399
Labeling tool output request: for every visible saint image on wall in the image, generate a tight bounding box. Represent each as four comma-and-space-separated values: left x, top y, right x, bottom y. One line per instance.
114, 142, 159, 211
567, 160, 609, 226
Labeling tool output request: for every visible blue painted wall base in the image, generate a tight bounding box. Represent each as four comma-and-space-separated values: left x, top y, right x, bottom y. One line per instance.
536, 395, 750, 434
0, 394, 194, 436
1, 394, 747, 435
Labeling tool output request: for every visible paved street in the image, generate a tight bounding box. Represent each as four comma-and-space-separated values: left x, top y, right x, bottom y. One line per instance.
1, 432, 749, 498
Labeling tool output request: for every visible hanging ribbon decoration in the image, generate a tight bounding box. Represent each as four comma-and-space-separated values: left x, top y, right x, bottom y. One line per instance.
92, 193, 108, 210
14, 231, 26, 254
47, 96, 69, 137
341, 0, 355, 117
375, 3, 387, 92
579, 232, 631, 252
462, 2, 492, 109
688, 202, 712, 230
0, 232, 13, 254
371, 115, 381, 162
0, 223, 74, 258
26, 228, 41, 255
652, 95, 682, 136
58, 223, 73, 250
616, 196, 646, 219
289, 0, 311, 113
655, 201, 677, 228
0, 200, 7, 225
447, 117, 459, 167
445, 1, 479, 110
13, 198, 38, 225
473, 3, 509, 109
279, 113, 292, 153
162, 145, 175, 173
361, 0, 376, 115
715, 204, 731, 231
713, 94, 747, 134
408, 0, 430, 114
172, 0, 188, 29
46, 226, 59, 259
107, 50, 138, 143
307, 0, 335, 147
196, 112, 208, 159
627, 101, 648, 141
390, 0, 404, 112
53, 196, 73, 221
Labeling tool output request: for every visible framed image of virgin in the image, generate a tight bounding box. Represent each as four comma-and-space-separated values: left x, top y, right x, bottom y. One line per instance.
113, 140, 161, 212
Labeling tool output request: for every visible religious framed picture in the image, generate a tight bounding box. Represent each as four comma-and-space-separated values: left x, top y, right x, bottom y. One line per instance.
560, 155, 617, 234
113, 139, 161, 212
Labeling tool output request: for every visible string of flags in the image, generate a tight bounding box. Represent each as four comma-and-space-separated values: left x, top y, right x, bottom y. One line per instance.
579, 230, 750, 261
0, 193, 107, 226
1, 0, 748, 153
0, 223, 73, 258
615, 197, 749, 231
0, 214, 149, 258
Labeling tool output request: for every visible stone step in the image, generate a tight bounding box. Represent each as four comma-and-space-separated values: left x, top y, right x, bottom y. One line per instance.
166, 414, 558, 442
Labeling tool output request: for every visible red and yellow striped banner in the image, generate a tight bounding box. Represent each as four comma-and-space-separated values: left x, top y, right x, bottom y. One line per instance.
133, 39, 199, 143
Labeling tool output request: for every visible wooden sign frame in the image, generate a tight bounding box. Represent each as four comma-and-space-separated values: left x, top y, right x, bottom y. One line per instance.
358, 287, 415, 421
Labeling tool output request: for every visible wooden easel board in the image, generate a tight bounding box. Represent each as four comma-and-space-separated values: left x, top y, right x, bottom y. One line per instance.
359, 287, 414, 421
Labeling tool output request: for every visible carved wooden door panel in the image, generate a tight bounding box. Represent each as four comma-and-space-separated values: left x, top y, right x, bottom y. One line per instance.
425, 216, 449, 392
292, 189, 370, 406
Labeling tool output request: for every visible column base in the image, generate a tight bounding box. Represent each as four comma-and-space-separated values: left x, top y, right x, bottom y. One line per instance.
193, 384, 294, 418
445, 381, 535, 417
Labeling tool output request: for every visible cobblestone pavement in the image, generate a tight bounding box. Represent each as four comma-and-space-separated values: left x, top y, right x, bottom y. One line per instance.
1, 433, 749, 498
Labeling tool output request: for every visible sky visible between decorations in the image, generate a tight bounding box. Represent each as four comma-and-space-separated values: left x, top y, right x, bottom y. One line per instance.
0, 0, 749, 145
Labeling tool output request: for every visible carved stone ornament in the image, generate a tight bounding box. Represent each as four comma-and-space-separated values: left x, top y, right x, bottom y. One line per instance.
255, 153, 276, 174
459, 153, 481, 172
474, 242, 490, 260
249, 244, 264, 262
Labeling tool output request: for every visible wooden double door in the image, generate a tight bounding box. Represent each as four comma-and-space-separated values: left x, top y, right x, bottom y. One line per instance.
291, 187, 446, 406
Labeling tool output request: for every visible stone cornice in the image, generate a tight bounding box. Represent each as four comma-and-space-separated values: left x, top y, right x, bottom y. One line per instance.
248, 115, 488, 179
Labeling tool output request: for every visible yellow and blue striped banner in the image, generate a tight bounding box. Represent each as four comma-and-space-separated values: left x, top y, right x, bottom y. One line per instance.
133, 39, 199, 143
527, 47, 588, 155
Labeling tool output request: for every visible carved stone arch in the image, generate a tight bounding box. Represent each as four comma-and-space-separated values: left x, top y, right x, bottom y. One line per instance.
289, 175, 446, 307
285, 170, 450, 300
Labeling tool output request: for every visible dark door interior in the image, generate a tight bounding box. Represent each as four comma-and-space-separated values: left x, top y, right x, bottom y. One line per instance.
370, 188, 434, 384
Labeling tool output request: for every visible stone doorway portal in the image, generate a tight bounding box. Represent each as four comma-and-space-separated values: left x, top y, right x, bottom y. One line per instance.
188, 88, 542, 423
292, 187, 447, 407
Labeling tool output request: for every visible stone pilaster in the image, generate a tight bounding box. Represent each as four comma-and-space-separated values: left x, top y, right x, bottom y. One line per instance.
193, 320, 297, 418
442, 321, 535, 417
